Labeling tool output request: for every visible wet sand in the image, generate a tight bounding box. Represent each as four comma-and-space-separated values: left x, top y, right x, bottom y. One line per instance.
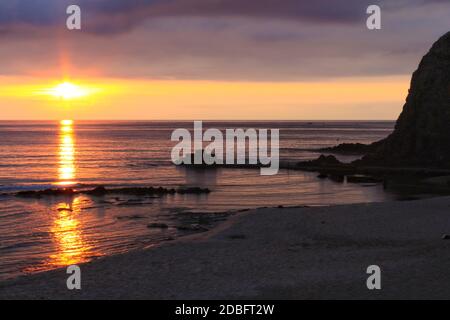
1, 197, 450, 299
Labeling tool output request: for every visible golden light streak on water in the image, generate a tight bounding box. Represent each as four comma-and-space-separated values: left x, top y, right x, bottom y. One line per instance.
57, 120, 76, 186
47, 198, 93, 267
47, 121, 100, 267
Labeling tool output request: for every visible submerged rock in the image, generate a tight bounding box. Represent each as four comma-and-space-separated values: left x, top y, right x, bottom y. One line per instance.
16, 188, 75, 198
105, 187, 176, 195
14, 185, 210, 198
85, 186, 107, 196
177, 187, 211, 194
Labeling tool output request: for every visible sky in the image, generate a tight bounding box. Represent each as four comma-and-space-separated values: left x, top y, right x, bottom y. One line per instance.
0, 0, 449, 120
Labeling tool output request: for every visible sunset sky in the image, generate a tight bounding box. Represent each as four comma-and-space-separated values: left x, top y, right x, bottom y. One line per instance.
0, 0, 449, 120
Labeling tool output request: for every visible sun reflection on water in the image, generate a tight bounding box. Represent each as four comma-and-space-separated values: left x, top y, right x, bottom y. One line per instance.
47, 120, 98, 268
58, 120, 76, 186
48, 197, 93, 267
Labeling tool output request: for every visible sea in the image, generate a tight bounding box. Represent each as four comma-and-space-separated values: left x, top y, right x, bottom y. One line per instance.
0, 120, 396, 280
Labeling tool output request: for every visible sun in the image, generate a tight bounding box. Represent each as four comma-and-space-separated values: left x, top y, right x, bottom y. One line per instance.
49, 82, 90, 100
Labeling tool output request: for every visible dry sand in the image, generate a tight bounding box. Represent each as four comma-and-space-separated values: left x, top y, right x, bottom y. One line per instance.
2, 197, 450, 300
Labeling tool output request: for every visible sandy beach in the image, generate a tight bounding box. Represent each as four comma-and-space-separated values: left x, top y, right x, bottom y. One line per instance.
1, 196, 450, 300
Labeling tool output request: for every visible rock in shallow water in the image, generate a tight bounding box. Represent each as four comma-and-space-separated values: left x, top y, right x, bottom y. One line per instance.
15, 186, 211, 198
15, 188, 75, 198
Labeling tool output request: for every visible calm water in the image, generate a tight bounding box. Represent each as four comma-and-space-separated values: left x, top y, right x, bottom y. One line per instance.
0, 120, 395, 280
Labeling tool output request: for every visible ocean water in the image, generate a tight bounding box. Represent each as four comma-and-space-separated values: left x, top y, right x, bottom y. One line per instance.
0, 120, 395, 280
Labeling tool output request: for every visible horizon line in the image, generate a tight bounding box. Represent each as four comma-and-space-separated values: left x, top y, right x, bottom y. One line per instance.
0, 119, 398, 122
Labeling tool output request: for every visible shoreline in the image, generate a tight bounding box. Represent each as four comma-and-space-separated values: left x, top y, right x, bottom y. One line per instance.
2, 197, 450, 299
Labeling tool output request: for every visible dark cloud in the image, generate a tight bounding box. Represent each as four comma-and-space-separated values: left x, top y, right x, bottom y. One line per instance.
0, 0, 448, 81
0, 0, 444, 34
139, 0, 373, 22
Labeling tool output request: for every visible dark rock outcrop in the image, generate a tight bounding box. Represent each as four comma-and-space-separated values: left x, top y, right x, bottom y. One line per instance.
360, 31, 450, 168
297, 155, 343, 168
85, 186, 108, 196
320, 143, 374, 155
15, 186, 210, 198
16, 188, 75, 198
177, 187, 211, 194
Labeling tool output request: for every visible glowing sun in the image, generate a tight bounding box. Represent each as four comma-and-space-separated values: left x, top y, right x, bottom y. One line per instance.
49, 82, 90, 100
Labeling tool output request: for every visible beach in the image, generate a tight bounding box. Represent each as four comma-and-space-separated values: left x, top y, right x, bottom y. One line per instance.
2, 196, 450, 300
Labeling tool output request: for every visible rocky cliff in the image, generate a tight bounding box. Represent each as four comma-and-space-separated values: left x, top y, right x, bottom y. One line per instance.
361, 31, 450, 168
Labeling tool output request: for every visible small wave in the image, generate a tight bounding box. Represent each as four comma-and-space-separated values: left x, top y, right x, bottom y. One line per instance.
0, 240, 49, 252
0, 211, 33, 219
126, 162, 161, 168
